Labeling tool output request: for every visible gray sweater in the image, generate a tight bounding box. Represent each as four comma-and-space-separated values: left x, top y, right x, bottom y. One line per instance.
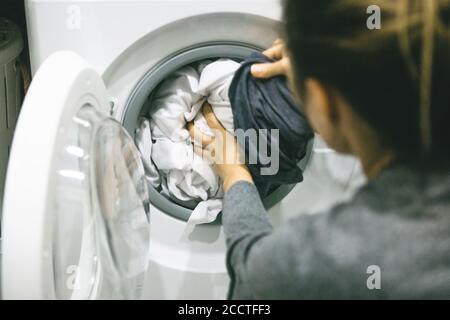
222, 164, 450, 299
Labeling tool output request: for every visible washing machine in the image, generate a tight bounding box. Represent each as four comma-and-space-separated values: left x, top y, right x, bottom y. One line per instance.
1, 0, 365, 300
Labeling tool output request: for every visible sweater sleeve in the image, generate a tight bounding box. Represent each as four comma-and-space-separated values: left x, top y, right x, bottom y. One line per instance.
222, 181, 364, 300
222, 181, 296, 299
221, 167, 450, 300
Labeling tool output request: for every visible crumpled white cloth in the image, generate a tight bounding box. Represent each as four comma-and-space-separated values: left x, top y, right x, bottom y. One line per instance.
135, 118, 161, 188
137, 59, 240, 224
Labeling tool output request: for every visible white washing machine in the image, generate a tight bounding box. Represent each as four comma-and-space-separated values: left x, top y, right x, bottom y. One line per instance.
1, 0, 365, 300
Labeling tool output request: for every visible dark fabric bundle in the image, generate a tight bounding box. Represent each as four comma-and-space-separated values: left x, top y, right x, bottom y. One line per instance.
228, 52, 314, 197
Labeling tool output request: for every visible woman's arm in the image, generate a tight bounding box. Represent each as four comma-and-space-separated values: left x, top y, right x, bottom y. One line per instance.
187, 43, 326, 299
222, 181, 274, 299
187, 103, 316, 299
222, 180, 335, 300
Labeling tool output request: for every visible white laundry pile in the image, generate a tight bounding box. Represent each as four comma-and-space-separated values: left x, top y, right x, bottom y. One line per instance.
135, 59, 240, 224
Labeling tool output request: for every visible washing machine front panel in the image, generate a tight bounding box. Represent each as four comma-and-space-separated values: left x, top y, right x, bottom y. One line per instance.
1, 51, 150, 299
18, 1, 368, 300
25, 0, 282, 74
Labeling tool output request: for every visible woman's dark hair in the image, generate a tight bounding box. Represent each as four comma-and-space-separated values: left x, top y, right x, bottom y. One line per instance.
284, 0, 450, 166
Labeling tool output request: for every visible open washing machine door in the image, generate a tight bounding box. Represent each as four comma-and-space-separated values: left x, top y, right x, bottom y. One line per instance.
1, 52, 150, 299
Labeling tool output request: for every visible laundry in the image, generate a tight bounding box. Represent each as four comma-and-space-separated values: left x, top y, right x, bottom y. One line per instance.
136, 54, 313, 224
137, 59, 240, 224
135, 118, 161, 188
229, 51, 314, 197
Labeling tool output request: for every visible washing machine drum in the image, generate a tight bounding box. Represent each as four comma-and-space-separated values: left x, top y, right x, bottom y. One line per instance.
1, 52, 150, 299
122, 44, 309, 222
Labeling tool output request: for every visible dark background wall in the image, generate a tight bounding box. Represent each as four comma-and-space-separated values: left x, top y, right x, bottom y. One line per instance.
3, 0, 27, 39
2, 1, 26, 26
2, 0, 30, 74
2, 0, 31, 88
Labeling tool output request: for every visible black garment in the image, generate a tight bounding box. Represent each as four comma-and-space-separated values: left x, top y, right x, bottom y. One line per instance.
228, 52, 314, 196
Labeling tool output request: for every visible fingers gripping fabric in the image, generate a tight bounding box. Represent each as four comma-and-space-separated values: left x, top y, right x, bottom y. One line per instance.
229, 52, 314, 197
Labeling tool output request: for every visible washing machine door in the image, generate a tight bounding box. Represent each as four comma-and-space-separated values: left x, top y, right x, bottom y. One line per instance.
1, 51, 150, 300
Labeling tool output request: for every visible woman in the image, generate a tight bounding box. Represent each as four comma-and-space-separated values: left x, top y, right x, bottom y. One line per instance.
189, 0, 450, 299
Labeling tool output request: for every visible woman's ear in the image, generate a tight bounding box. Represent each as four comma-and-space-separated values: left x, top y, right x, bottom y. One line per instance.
304, 78, 350, 153
303, 78, 337, 130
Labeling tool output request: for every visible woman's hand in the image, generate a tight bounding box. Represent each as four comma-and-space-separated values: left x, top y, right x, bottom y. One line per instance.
187, 102, 253, 192
251, 39, 292, 79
